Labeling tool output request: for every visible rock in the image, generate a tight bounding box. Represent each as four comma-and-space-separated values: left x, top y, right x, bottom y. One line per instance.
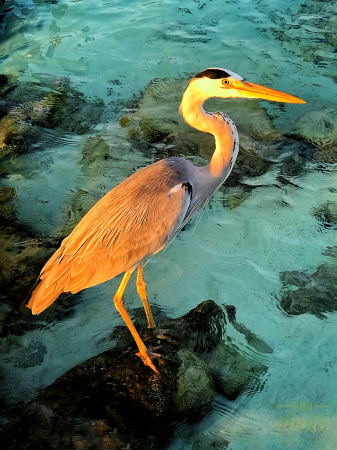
225, 146, 272, 187
0, 187, 15, 224
139, 117, 170, 143
79, 136, 111, 176
0, 188, 57, 307
12, 341, 47, 369
158, 301, 272, 399
44, 91, 104, 135
1, 330, 213, 450
0, 74, 108, 325
223, 185, 252, 209
280, 248, 337, 318
53, 189, 98, 238
313, 201, 337, 228
0, 74, 104, 165
1, 300, 271, 449
0, 303, 13, 338
173, 348, 215, 422
294, 109, 337, 162
0, 185, 82, 336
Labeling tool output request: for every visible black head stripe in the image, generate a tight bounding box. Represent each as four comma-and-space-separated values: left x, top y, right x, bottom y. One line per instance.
195, 68, 230, 79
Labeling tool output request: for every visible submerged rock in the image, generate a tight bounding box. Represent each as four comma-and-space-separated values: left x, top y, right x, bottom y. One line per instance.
0, 73, 104, 166
79, 135, 111, 176
53, 189, 98, 238
159, 301, 272, 399
1, 300, 271, 450
1, 339, 213, 450
294, 109, 337, 163
0, 186, 82, 337
0, 187, 56, 307
279, 247, 337, 318
0, 73, 108, 330
266, 1, 337, 83
313, 201, 337, 229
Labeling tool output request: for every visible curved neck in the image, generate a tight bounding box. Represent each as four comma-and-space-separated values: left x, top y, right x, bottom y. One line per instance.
180, 84, 236, 178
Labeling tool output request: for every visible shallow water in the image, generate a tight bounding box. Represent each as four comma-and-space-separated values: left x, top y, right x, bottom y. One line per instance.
1, 0, 337, 448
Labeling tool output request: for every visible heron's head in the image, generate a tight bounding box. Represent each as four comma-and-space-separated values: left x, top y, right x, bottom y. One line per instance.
188, 67, 305, 103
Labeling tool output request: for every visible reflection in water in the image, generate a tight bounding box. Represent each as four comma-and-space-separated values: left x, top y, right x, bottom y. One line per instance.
1, 0, 337, 448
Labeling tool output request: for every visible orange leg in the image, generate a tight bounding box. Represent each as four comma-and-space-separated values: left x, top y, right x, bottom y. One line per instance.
113, 270, 160, 376
136, 262, 155, 329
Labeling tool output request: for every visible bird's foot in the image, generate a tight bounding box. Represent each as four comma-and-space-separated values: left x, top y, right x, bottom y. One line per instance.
136, 348, 162, 378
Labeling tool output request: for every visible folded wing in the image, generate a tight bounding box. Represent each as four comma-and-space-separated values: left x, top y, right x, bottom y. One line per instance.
27, 160, 191, 314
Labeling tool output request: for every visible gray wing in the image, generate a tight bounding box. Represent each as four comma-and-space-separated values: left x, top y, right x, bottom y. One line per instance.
30, 159, 193, 311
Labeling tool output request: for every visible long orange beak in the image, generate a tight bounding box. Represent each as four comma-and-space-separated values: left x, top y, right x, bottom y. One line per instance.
234, 80, 306, 104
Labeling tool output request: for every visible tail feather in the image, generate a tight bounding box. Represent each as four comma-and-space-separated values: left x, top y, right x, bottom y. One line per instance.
34, 288, 62, 314
41, 247, 63, 272
65, 265, 93, 292
27, 276, 67, 315
44, 262, 70, 289
70, 259, 90, 278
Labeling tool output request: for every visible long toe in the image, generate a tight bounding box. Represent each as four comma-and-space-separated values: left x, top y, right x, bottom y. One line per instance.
136, 349, 162, 377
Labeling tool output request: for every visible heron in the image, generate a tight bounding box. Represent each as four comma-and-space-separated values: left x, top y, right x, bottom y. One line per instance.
27, 68, 305, 375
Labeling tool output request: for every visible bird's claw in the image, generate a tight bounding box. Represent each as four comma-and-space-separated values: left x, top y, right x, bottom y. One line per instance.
136, 349, 162, 378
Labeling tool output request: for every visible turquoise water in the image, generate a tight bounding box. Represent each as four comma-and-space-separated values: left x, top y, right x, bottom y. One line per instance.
1, 0, 337, 448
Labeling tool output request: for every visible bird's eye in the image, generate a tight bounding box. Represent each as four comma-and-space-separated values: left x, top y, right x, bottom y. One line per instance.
222, 79, 230, 85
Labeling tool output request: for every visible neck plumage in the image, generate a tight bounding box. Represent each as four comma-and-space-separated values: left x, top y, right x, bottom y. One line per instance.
179, 85, 237, 178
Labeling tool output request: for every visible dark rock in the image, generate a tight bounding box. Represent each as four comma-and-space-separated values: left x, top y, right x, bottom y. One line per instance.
279, 248, 337, 318
225, 147, 272, 188
0, 187, 15, 226
1, 331, 213, 449
1, 300, 271, 449
45, 91, 104, 135
159, 301, 272, 399
0, 302, 13, 337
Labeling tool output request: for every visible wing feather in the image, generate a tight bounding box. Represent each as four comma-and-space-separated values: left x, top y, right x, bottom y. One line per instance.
27, 159, 192, 314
